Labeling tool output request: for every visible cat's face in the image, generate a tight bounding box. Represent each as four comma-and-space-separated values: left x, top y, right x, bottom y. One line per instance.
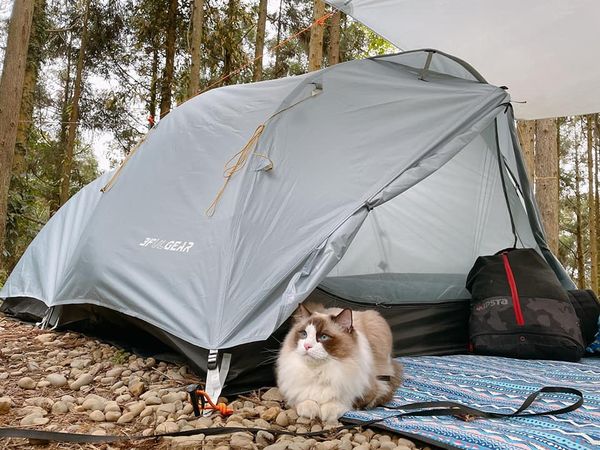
289, 305, 356, 362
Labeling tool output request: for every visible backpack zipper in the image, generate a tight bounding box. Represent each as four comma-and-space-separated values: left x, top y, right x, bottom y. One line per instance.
502, 252, 525, 326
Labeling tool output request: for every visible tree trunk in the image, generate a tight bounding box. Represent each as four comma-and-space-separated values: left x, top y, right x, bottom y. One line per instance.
14, 0, 45, 177
595, 114, 600, 287
517, 120, 535, 181
327, 10, 341, 66
148, 45, 159, 128
59, 0, 90, 207
308, 0, 325, 72
574, 134, 585, 288
253, 0, 268, 82
159, 0, 178, 118
587, 115, 597, 291
0, 0, 35, 267
187, 0, 204, 98
273, 0, 284, 78
535, 118, 559, 256
222, 0, 237, 83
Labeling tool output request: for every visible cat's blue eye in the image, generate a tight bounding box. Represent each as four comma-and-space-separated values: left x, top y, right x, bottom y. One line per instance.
318, 334, 330, 342
299, 330, 307, 339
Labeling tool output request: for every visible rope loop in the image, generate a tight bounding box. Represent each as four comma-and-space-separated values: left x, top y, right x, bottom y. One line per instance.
205, 124, 267, 217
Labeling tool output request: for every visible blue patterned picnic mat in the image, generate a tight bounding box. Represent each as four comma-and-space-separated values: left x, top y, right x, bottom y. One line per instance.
343, 355, 600, 450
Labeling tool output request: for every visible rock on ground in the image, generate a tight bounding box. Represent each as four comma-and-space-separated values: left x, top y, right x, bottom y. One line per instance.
0, 314, 433, 450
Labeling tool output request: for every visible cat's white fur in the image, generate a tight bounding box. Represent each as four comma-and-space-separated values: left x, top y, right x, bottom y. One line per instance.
277, 307, 398, 422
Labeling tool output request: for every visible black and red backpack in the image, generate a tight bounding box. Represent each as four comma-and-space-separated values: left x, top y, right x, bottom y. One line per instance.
466, 248, 585, 362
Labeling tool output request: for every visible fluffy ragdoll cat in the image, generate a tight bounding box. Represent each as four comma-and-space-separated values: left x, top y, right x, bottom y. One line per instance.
276, 304, 402, 422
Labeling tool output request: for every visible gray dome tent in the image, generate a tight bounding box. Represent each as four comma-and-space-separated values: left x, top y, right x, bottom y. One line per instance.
0, 50, 573, 398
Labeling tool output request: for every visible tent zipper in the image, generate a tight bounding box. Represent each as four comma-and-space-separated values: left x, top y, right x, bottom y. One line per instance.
501, 252, 525, 326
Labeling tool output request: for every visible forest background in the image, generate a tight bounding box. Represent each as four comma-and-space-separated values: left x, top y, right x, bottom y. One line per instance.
0, 0, 598, 293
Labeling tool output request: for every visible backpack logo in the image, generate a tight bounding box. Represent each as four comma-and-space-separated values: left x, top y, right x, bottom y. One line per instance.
475, 297, 509, 312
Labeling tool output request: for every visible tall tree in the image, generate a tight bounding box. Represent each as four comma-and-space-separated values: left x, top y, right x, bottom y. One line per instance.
327, 10, 340, 66
59, 0, 91, 207
535, 118, 559, 255
253, 0, 268, 81
14, 0, 46, 178
587, 114, 598, 291
0, 0, 36, 267
596, 114, 600, 285
188, 0, 204, 98
160, 0, 178, 118
573, 130, 585, 288
517, 120, 535, 181
273, 0, 284, 78
308, 0, 325, 71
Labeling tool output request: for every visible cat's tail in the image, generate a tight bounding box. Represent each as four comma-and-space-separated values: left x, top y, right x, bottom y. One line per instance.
390, 359, 403, 391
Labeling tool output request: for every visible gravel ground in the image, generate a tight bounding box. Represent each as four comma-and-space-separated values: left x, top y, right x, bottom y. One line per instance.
0, 314, 439, 450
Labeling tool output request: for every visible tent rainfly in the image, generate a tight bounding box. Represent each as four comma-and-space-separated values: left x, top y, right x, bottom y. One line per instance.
0, 50, 574, 399
324, 0, 600, 120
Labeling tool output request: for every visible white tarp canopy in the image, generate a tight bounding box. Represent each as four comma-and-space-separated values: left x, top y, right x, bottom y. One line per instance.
327, 0, 600, 120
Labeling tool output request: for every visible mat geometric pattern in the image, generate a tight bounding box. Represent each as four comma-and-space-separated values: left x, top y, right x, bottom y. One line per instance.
343, 355, 600, 450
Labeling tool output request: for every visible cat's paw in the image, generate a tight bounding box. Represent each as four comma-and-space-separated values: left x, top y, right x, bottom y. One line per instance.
319, 402, 349, 423
295, 400, 320, 419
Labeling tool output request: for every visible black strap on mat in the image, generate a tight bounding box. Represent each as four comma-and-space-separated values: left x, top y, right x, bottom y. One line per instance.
0, 386, 583, 444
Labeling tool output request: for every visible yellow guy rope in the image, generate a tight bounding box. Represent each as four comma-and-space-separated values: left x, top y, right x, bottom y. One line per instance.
205, 124, 266, 217
100, 133, 149, 193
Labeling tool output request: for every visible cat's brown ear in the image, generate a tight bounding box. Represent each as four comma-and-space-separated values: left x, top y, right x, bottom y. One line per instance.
333, 308, 353, 332
293, 303, 312, 321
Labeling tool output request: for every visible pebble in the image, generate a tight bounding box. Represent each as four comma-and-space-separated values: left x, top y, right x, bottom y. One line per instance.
82, 397, 106, 411
24, 397, 54, 411
260, 406, 280, 421
380, 443, 397, 450
69, 372, 93, 390
0, 397, 11, 414
89, 410, 105, 421
262, 387, 284, 402
397, 438, 416, 449
338, 440, 353, 450
167, 436, 207, 449
161, 392, 182, 403
146, 396, 161, 405
105, 410, 122, 422
117, 411, 137, 423
195, 416, 213, 428
231, 432, 255, 449
129, 381, 145, 396
155, 421, 180, 434
18, 376, 36, 389
256, 430, 275, 446
275, 411, 289, 427
106, 367, 124, 378
264, 444, 289, 450
20, 413, 50, 426
70, 358, 91, 369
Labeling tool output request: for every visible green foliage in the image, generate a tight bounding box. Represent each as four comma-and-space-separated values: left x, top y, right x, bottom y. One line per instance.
111, 348, 130, 365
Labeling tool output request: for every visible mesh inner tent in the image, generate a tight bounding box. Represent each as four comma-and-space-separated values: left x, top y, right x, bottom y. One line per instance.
321, 120, 539, 304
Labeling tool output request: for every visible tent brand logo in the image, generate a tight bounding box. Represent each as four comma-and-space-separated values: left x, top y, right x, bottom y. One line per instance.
475, 298, 509, 312
139, 237, 194, 253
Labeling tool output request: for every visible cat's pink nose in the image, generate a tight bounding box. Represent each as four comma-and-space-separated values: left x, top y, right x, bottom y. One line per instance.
304, 343, 312, 351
